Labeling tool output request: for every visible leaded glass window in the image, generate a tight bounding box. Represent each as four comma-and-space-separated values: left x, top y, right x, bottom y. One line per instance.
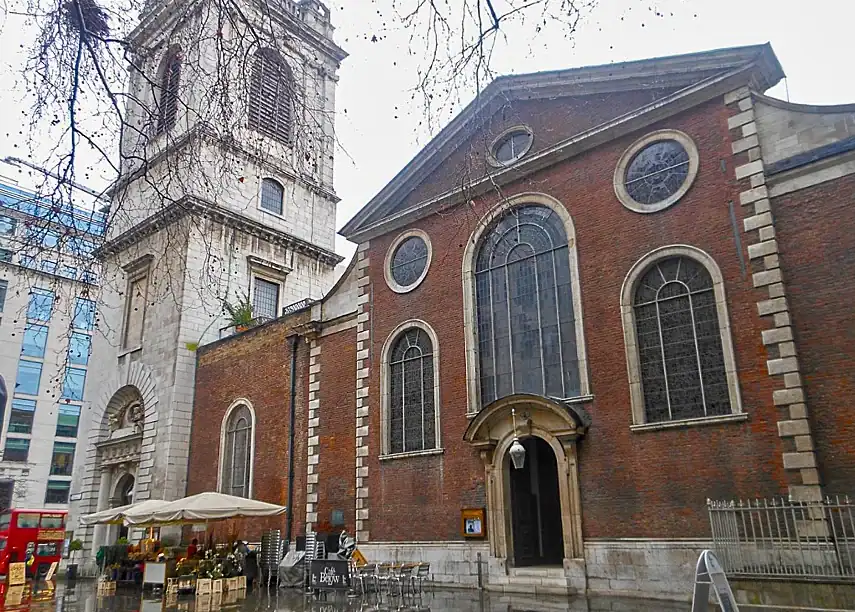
252, 278, 279, 320
493, 129, 533, 164
390, 236, 428, 288
222, 405, 252, 498
625, 140, 690, 206
633, 256, 730, 422
475, 205, 580, 406
260, 178, 284, 215
389, 328, 436, 454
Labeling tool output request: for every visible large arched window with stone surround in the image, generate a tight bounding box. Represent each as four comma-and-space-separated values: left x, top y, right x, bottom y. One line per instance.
381, 322, 441, 456
473, 203, 582, 407
621, 246, 743, 428
220, 402, 254, 498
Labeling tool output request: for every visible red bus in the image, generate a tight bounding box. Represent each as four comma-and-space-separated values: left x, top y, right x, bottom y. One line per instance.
0, 509, 67, 577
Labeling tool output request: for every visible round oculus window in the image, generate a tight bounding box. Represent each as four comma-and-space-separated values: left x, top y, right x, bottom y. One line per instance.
624, 139, 690, 206
389, 235, 429, 288
491, 128, 533, 165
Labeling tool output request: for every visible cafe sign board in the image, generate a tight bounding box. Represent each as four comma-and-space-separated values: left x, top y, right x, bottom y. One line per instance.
309, 559, 351, 591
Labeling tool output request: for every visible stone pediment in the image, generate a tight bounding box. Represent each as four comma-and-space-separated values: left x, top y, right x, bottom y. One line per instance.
97, 432, 143, 467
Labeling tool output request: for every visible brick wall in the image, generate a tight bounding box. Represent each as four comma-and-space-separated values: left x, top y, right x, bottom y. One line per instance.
773, 173, 855, 495
188, 313, 311, 541
314, 326, 357, 532
363, 95, 789, 542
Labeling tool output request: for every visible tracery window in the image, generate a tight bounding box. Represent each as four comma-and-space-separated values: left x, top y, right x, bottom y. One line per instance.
248, 48, 294, 144
221, 404, 253, 498
388, 328, 437, 454
474, 205, 580, 406
155, 47, 182, 135
632, 256, 731, 423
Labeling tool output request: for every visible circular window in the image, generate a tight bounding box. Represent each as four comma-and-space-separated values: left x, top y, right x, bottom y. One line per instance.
614, 130, 699, 214
385, 230, 432, 293
488, 126, 534, 167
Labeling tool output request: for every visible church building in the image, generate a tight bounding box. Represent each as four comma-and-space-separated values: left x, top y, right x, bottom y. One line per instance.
189, 43, 855, 599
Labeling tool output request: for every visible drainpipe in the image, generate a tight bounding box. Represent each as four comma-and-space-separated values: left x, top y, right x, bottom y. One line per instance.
285, 333, 300, 549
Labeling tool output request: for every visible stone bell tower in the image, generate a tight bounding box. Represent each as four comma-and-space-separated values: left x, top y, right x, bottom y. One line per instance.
69, 0, 346, 559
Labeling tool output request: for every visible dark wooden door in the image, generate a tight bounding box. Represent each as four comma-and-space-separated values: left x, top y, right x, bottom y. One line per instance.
510, 444, 540, 566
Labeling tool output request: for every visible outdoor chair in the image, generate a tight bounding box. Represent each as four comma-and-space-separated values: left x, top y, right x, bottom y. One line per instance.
390, 564, 415, 597
413, 562, 430, 593
356, 563, 379, 595
375, 563, 394, 596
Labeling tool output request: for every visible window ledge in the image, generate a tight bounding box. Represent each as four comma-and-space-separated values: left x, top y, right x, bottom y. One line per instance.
118, 346, 142, 359
630, 412, 748, 433
258, 206, 285, 219
379, 448, 444, 461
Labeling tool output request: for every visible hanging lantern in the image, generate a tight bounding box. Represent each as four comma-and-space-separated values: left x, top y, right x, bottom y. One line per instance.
509, 438, 526, 470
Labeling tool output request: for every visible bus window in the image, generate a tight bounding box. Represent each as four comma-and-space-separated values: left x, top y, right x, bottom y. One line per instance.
0, 514, 10, 530
17, 513, 40, 529
0, 538, 6, 551
40, 515, 64, 529
36, 543, 58, 556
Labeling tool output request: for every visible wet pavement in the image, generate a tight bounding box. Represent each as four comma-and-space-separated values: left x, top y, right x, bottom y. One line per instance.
18, 581, 697, 612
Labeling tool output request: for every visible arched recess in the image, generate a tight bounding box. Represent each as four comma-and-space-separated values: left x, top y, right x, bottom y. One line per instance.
463, 393, 590, 567
218, 398, 257, 498
461, 192, 590, 416
619, 245, 743, 427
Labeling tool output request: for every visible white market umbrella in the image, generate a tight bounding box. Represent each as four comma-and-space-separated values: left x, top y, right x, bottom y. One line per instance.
124, 491, 287, 526
81, 499, 170, 525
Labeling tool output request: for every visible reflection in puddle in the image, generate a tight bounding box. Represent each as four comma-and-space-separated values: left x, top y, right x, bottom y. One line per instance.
1, 582, 693, 612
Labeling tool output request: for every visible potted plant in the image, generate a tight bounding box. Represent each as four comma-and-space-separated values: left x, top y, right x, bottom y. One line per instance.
66, 539, 83, 581
224, 294, 254, 332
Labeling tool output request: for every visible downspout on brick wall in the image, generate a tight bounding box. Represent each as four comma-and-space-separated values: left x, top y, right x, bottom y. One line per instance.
285, 333, 300, 547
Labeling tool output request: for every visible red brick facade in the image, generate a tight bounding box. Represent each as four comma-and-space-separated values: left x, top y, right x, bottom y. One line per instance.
773, 173, 855, 495
188, 313, 311, 541
186, 45, 855, 597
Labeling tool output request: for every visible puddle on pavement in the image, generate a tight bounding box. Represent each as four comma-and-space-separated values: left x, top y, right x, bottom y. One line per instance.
24, 581, 695, 612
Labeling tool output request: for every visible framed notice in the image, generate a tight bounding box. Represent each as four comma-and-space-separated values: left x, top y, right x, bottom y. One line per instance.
461, 508, 486, 539
7, 562, 26, 586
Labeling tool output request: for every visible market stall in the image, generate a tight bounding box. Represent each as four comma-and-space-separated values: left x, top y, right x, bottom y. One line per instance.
84, 492, 286, 594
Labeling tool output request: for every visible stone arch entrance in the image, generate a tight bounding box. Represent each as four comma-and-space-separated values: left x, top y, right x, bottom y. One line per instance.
463, 394, 590, 577
92, 386, 145, 548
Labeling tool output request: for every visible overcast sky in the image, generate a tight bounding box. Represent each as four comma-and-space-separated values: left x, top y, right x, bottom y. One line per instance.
1, 0, 852, 261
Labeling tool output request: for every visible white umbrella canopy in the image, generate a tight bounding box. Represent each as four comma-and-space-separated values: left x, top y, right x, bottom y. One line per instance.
80, 499, 170, 525
124, 492, 287, 526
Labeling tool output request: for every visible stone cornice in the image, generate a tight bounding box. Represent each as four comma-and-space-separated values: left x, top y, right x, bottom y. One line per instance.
344, 66, 760, 243
96, 195, 343, 267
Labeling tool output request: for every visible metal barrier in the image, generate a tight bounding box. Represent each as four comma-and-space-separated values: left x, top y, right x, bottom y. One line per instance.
708, 496, 855, 580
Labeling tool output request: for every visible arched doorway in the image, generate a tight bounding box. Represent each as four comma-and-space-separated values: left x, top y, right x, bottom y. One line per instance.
508, 436, 564, 566
112, 474, 135, 541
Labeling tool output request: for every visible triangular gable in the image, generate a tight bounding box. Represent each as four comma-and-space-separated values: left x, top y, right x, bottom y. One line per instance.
340, 44, 783, 241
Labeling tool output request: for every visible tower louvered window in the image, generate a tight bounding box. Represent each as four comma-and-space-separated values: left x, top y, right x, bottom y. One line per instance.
248, 48, 294, 144
155, 47, 181, 135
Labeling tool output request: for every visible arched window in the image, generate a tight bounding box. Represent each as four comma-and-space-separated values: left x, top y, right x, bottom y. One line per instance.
631, 256, 731, 423
474, 204, 580, 406
260, 178, 284, 215
388, 327, 437, 454
220, 403, 253, 497
155, 47, 182, 135
248, 48, 294, 144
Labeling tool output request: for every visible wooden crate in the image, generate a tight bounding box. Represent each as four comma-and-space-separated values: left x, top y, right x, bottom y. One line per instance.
196, 578, 212, 595
235, 575, 246, 590
211, 578, 223, 593
224, 577, 239, 591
